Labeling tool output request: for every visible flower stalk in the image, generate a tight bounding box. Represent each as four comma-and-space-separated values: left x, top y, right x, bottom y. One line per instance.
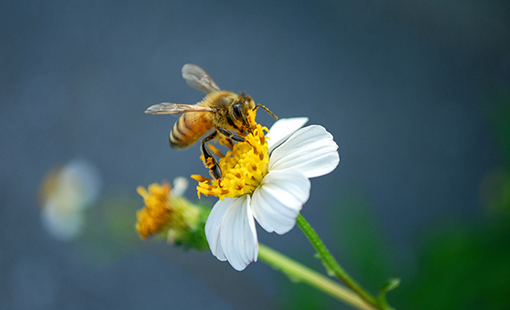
258, 244, 377, 310
296, 214, 383, 309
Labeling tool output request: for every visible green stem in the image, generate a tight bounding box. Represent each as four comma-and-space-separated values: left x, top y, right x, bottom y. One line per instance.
296, 214, 379, 308
258, 244, 377, 310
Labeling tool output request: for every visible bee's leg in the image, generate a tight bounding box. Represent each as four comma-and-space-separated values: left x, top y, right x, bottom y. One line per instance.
217, 127, 245, 142
201, 131, 222, 180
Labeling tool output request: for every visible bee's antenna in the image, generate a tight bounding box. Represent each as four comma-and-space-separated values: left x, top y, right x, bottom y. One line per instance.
253, 104, 278, 120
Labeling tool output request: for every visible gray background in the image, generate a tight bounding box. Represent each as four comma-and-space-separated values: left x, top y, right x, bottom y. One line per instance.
1, 0, 509, 309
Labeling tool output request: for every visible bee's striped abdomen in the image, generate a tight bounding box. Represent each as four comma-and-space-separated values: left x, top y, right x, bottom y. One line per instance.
169, 112, 212, 148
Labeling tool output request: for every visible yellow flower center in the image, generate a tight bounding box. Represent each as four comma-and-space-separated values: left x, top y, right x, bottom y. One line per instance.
191, 110, 270, 200
135, 182, 173, 239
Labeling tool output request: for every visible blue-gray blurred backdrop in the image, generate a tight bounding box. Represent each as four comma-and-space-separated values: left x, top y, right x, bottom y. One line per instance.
1, 1, 510, 309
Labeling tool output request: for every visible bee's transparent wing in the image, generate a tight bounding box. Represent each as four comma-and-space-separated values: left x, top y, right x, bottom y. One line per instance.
182, 64, 221, 94
145, 103, 215, 115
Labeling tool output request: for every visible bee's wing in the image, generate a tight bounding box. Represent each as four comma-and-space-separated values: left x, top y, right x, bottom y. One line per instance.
182, 64, 221, 94
145, 103, 215, 115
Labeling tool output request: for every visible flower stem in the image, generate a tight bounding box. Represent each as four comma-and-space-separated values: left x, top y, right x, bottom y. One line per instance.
258, 244, 377, 310
296, 214, 379, 308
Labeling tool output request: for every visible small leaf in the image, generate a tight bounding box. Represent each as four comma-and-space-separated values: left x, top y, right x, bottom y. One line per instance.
377, 278, 401, 310
379, 278, 401, 296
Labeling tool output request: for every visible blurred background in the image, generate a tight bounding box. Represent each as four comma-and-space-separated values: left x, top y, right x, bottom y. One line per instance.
1, 0, 510, 309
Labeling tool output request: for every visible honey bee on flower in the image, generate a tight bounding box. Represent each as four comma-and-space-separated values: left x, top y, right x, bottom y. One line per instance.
145, 64, 277, 180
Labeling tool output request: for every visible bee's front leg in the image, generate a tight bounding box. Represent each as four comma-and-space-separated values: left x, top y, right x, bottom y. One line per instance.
201, 131, 222, 180
216, 127, 245, 142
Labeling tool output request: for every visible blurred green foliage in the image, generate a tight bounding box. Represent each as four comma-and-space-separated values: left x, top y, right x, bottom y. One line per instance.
402, 215, 510, 310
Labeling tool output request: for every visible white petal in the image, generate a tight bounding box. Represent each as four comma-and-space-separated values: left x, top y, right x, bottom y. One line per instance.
171, 177, 188, 197
269, 125, 340, 178
252, 170, 310, 234
267, 117, 308, 153
205, 199, 232, 261
219, 196, 258, 271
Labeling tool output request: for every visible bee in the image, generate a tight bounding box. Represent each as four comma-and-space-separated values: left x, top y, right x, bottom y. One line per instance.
145, 64, 277, 180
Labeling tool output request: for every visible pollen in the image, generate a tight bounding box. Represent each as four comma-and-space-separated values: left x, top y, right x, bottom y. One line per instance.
135, 182, 173, 239
192, 110, 270, 200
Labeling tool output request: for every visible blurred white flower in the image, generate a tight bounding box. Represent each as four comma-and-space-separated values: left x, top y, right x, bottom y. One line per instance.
39, 159, 102, 241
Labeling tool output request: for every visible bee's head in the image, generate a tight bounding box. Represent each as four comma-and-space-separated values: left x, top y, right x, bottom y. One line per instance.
231, 93, 255, 131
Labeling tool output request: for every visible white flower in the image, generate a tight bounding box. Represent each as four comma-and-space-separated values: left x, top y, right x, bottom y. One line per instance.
205, 117, 340, 271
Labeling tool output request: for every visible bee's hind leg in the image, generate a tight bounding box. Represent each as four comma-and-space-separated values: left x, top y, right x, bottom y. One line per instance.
201, 131, 222, 180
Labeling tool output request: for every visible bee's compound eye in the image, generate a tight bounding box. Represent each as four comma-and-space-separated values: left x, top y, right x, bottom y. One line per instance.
232, 102, 243, 120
